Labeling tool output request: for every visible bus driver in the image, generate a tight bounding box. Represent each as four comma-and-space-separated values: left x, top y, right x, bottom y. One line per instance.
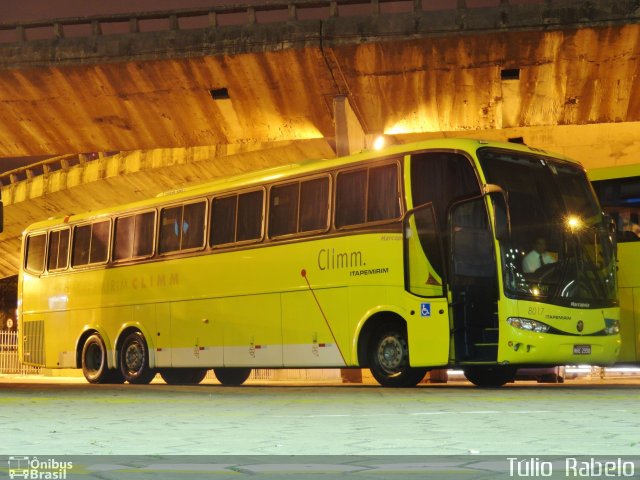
523, 237, 556, 273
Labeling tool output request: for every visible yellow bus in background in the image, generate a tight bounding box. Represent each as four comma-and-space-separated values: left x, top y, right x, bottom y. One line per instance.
590, 164, 640, 365
18, 139, 620, 387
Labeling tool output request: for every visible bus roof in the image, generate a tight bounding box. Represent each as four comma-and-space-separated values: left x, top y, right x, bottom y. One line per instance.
588, 163, 640, 182
24, 138, 570, 232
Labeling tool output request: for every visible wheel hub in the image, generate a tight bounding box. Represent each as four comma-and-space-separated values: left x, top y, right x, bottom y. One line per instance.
377, 335, 406, 373
124, 343, 143, 372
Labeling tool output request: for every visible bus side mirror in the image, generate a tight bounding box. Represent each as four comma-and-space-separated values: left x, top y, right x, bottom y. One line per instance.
484, 184, 510, 241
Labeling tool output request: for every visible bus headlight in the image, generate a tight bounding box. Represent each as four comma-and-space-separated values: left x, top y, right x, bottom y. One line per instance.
604, 318, 620, 335
507, 317, 551, 333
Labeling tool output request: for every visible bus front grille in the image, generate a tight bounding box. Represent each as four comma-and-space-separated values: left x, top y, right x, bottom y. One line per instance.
22, 320, 45, 366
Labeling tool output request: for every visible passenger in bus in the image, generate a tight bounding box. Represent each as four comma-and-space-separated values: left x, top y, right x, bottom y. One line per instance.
523, 237, 556, 273
621, 219, 640, 241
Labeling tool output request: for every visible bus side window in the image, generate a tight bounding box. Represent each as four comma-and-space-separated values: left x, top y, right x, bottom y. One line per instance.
335, 163, 400, 228
237, 190, 263, 241
335, 169, 366, 228
160, 203, 205, 253
299, 177, 329, 232
25, 233, 47, 273
159, 206, 182, 254
73, 221, 110, 267
47, 229, 70, 271
211, 195, 237, 246
90, 221, 110, 264
181, 202, 206, 250
114, 212, 155, 260
72, 225, 91, 267
133, 211, 156, 257
114, 215, 135, 261
368, 164, 400, 222
269, 183, 299, 237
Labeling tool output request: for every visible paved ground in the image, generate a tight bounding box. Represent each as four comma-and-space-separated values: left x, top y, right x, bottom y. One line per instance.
0, 375, 639, 478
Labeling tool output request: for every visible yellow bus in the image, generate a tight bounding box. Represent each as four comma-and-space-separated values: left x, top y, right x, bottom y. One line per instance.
590, 164, 640, 365
18, 138, 621, 387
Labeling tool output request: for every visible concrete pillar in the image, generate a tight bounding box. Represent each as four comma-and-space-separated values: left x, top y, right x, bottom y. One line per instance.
333, 95, 366, 158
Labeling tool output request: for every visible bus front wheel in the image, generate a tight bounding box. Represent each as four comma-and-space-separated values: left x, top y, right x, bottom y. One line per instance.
214, 368, 252, 386
160, 368, 208, 385
81, 334, 124, 384
119, 331, 156, 384
463, 365, 516, 387
368, 324, 427, 388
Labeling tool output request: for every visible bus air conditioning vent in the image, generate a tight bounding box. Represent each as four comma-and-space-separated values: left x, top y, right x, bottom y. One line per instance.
22, 320, 45, 366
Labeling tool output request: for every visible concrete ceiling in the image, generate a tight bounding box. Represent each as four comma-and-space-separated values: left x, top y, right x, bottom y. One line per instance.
0, 1, 638, 158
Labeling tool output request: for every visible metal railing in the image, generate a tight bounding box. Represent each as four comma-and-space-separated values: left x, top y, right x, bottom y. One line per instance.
0, 330, 41, 375
0, 0, 523, 43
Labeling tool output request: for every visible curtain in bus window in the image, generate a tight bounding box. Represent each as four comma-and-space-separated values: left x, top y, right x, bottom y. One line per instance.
368, 164, 399, 222
451, 199, 494, 278
114, 216, 134, 261
181, 202, 206, 250
26, 233, 46, 273
411, 153, 480, 230
336, 169, 366, 227
237, 190, 263, 241
72, 225, 91, 266
47, 229, 70, 270
159, 206, 181, 254
269, 183, 299, 237
410, 153, 480, 277
90, 221, 110, 263
211, 196, 237, 246
133, 212, 155, 257
299, 177, 329, 232
47, 231, 61, 270
56, 229, 70, 269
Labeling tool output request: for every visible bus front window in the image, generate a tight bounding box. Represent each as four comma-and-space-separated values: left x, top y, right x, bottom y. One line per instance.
478, 148, 617, 308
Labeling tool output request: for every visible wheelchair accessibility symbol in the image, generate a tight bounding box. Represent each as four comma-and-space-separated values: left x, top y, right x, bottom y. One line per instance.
420, 303, 431, 317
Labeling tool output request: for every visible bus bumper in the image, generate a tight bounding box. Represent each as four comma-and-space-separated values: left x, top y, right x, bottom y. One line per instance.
500, 329, 621, 366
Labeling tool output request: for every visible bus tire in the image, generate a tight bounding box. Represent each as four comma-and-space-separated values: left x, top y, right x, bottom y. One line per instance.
160, 368, 208, 385
81, 334, 111, 384
368, 324, 427, 388
119, 331, 156, 384
214, 368, 252, 386
463, 365, 516, 387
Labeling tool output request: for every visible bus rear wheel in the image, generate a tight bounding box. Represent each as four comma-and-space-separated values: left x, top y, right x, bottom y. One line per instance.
119, 331, 156, 384
81, 334, 124, 384
160, 368, 208, 385
214, 368, 252, 386
368, 324, 427, 388
463, 365, 516, 387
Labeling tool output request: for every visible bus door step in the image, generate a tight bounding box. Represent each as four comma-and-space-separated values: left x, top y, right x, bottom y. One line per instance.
471, 342, 498, 361
482, 328, 499, 343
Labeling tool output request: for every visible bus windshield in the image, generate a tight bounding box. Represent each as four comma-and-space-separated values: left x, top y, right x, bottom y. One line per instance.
478, 148, 617, 308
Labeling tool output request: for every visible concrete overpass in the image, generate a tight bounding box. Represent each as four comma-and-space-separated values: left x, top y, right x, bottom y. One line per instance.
0, 0, 639, 277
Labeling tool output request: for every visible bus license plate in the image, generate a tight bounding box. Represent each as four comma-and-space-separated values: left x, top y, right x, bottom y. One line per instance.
573, 344, 591, 355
